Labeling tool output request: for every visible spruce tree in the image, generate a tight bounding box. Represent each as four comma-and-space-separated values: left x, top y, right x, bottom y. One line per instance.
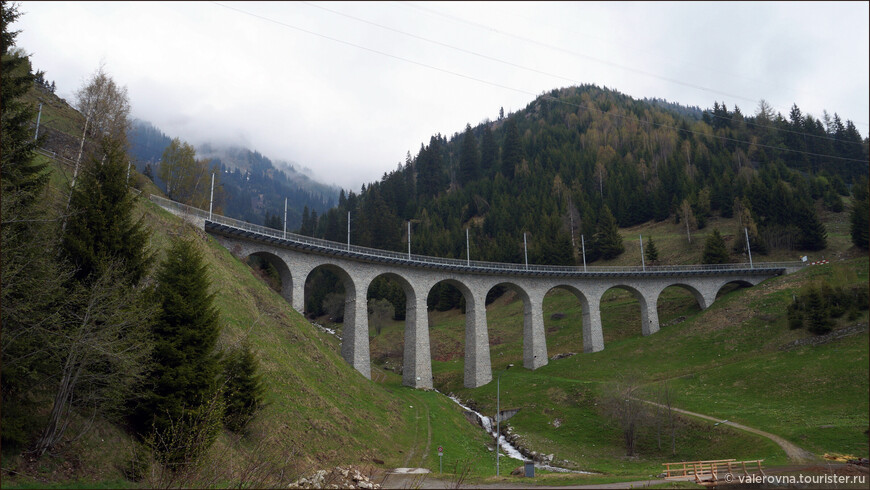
1, 2, 60, 448
796, 203, 827, 251
222, 341, 264, 432
595, 205, 624, 260
644, 236, 659, 264
702, 229, 730, 264
804, 286, 831, 335
62, 137, 152, 285
136, 237, 222, 456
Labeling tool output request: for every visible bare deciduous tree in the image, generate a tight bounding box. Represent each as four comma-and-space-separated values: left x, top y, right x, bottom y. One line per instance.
33, 262, 155, 456
75, 64, 131, 145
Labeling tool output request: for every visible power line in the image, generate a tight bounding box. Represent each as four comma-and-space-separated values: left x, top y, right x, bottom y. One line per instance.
308, 1, 864, 148
398, 1, 869, 130
211, 2, 868, 165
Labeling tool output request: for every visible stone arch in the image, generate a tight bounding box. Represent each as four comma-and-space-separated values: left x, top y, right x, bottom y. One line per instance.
426, 278, 492, 388
367, 272, 432, 389
601, 284, 660, 339
485, 282, 547, 371
304, 263, 369, 379
655, 283, 707, 329
715, 278, 757, 300
246, 251, 293, 304
547, 285, 603, 354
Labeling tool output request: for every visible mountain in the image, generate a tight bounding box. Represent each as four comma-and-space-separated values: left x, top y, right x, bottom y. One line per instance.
127, 119, 341, 230
311, 84, 866, 263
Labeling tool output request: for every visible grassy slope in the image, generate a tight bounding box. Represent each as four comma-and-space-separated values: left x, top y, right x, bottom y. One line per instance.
3, 161, 496, 488
367, 256, 868, 483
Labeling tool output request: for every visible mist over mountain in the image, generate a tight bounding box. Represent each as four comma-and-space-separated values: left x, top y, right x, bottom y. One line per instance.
128, 119, 340, 230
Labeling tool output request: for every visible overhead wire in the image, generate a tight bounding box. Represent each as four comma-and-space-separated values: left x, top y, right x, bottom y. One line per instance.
310, 1, 865, 149
398, 2, 869, 133
211, 2, 868, 165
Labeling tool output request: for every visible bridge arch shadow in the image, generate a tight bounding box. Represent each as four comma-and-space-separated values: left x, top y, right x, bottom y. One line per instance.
715, 279, 756, 300
543, 285, 588, 358
656, 284, 704, 329
484, 282, 541, 371
366, 273, 412, 377
600, 284, 656, 342
303, 263, 370, 378
427, 278, 492, 388
245, 251, 293, 303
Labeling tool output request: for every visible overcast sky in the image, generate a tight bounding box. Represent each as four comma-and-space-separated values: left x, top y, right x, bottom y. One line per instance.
15, 1, 870, 189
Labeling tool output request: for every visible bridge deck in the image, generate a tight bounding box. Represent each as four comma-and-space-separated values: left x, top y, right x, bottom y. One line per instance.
204, 220, 788, 279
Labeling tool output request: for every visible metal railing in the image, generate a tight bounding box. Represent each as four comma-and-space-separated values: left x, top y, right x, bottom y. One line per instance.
150, 195, 804, 275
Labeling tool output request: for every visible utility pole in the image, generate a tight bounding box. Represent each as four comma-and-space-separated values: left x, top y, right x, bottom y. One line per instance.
466, 228, 470, 266
744, 227, 753, 269
523, 232, 528, 270
640, 234, 645, 271
347, 211, 351, 250
209, 173, 215, 220
408, 221, 412, 259
581, 234, 587, 272
283, 198, 288, 239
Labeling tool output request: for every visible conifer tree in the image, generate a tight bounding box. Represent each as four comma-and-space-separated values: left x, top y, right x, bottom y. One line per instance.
1, 1, 61, 448
804, 286, 831, 335
702, 229, 729, 264
595, 205, 624, 260
61, 137, 152, 285
644, 236, 659, 264
222, 340, 264, 432
136, 237, 222, 457
796, 203, 827, 251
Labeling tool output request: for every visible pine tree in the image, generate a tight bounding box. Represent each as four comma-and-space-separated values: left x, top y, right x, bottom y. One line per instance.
222, 341, 264, 432
595, 205, 624, 260
644, 236, 659, 264
702, 229, 729, 264
136, 238, 222, 457
61, 137, 153, 285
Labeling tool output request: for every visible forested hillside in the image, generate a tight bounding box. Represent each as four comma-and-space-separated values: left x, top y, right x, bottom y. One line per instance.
299, 84, 868, 314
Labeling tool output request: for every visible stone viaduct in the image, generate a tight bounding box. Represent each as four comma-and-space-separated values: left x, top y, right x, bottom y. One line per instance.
152, 196, 803, 390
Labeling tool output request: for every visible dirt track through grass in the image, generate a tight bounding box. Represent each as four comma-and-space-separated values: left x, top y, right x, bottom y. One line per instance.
636, 398, 818, 463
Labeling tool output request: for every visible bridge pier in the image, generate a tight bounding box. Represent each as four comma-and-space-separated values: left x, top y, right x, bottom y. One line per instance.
639, 289, 660, 336
342, 293, 371, 380
582, 293, 604, 353
403, 288, 433, 389
523, 290, 548, 370
464, 290, 492, 388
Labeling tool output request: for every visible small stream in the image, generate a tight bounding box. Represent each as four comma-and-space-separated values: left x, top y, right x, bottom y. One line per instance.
439, 391, 592, 474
